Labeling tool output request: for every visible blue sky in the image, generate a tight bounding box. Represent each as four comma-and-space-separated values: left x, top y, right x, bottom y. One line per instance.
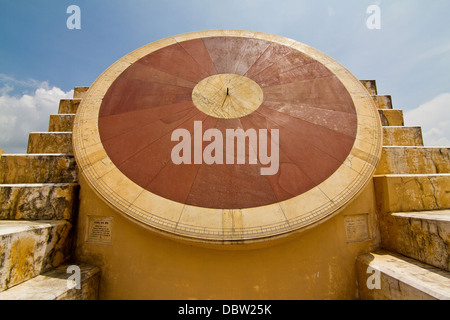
0, 0, 449, 153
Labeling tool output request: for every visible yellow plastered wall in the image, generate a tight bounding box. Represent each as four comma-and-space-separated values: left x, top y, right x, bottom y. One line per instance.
73, 175, 380, 300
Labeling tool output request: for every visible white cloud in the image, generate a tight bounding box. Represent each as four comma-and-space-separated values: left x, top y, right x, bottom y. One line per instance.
0, 76, 73, 153
0, 74, 49, 92
405, 93, 450, 146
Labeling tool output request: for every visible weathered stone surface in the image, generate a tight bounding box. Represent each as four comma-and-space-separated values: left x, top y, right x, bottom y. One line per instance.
383, 127, 424, 146
0, 183, 78, 220
372, 95, 392, 109
380, 210, 450, 271
73, 87, 89, 99
0, 154, 77, 184
374, 174, 450, 213
357, 251, 450, 300
376, 147, 450, 175
58, 99, 81, 114
48, 114, 75, 132
27, 133, 73, 154
378, 109, 404, 126
192, 73, 263, 119
0, 264, 99, 300
0, 220, 72, 292
360, 80, 377, 95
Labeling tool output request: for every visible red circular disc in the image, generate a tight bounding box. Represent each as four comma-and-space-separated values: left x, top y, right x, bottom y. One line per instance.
98, 36, 357, 209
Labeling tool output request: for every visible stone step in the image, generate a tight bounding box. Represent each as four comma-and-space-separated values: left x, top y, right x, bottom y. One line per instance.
0, 154, 77, 184
374, 174, 450, 213
49, 114, 75, 132
357, 251, 450, 300
0, 183, 78, 220
27, 132, 73, 154
372, 95, 393, 109
383, 127, 424, 146
0, 263, 99, 300
360, 80, 378, 95
379, 210, 450, 271
0, 220, 72, 292
58, 99, 81, 114
378, 109, 404, 126
73, 87, 89, 99
376, 147, 450, 175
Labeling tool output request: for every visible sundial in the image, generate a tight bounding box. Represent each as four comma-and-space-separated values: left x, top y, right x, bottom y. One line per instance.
73, 30, 382, 244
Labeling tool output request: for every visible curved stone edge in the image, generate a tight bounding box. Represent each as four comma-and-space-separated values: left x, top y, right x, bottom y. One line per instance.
73, 30, 383, 244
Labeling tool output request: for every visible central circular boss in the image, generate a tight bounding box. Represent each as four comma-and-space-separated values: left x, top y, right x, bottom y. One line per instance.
192, 74, 264, 119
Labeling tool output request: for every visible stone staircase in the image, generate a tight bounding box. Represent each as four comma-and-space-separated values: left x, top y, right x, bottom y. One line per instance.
0, 87, 99, 300
357, 80, 450, 300
0, 81, 448, 300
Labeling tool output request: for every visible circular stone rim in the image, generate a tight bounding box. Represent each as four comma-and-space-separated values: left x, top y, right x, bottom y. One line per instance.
73, 29, 383, 244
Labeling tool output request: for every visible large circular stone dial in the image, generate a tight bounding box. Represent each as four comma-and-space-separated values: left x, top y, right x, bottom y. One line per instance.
73, 30, 382, 244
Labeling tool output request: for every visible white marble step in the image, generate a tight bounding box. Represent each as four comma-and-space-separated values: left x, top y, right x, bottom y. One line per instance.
378, 109, 404, 126
58, 99, 80, 114
376, 146, 450, 175
73, 87, 89, 99
0, 263, 99, 300
383, 127, 424, 146
0, 154, 77, 184
27, 132, 73, 154
374, 174, 450, 213
0, 220, 72, 292
380, 210, 450, 271
360, 80, 378, 95
48, 114, 76, 132
372, 95, 393, 109
0, 183, 78, 220
357, 251, 450, 300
